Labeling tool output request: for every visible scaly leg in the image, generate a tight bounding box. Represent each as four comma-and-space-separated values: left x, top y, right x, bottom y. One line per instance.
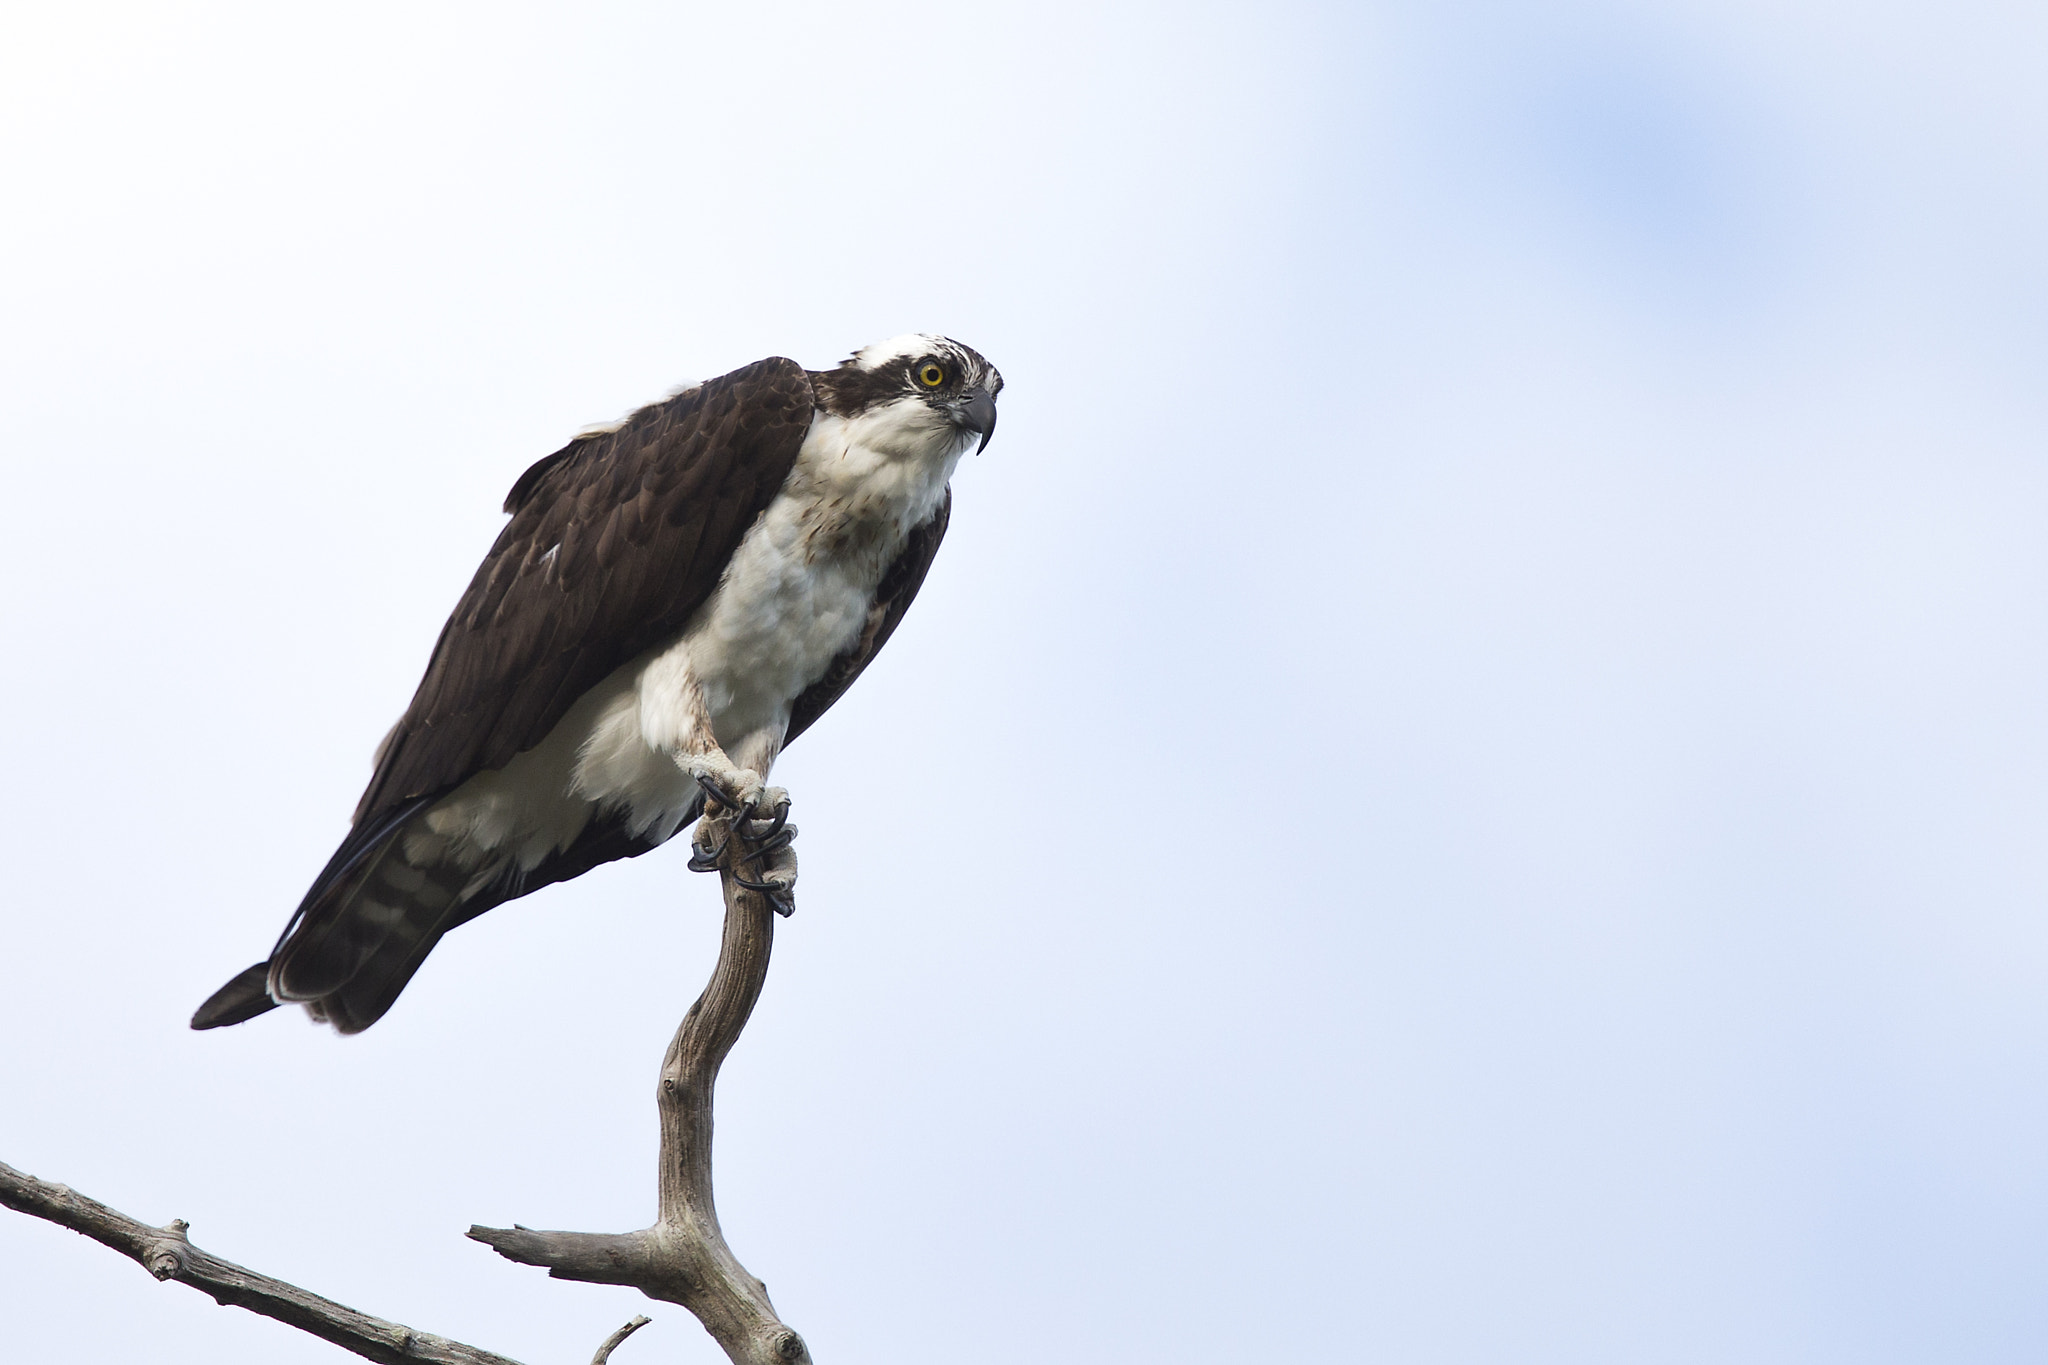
662, 680, 785, 818
665, 684, 795, 911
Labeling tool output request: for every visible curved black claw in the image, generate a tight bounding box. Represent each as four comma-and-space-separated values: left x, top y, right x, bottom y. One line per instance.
741, 799, 791, 844
687, 819, 792, 874
730, 806, 797, 916
693, 773, 743, 812
729, 866, 796, 917
745, 825, 797, 858
686, 820, 732, 872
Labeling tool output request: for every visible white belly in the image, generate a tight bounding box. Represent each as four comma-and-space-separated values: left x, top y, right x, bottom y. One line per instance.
411, 405, 966, 877
672, 490, 884, 748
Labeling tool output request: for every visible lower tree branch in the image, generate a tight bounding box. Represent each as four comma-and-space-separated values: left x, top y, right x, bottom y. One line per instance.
590, 1315, 650, 1365
470, 805, 809, 1365
2, 806, 806, 1365
0, 1159, 523, 1365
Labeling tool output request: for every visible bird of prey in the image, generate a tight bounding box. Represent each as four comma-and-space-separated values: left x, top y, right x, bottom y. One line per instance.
193, 335, 1001, 1034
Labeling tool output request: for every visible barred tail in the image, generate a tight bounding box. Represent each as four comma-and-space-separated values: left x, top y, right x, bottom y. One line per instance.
190, 794, 681, 1034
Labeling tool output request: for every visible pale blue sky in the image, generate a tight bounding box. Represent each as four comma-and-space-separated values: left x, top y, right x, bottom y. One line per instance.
4, 3, 2046, 1361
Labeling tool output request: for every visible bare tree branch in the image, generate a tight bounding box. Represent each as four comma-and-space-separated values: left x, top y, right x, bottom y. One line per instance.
471, 805, 810, 1365
2, 805, 811, 1364
590, 1315, 651, 1365
0, 1159, 524, 1365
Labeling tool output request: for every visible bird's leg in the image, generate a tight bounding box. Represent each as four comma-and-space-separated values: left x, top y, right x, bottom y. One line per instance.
683, 748, 756, 874
683, 752, 766, 815
720, 729, 795, 914
677, 712, 794, 914
665, 690, 779, 817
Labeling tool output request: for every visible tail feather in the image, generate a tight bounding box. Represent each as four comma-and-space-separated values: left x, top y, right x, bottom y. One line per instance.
190, 961, 280, 1029
190, 795, 688, 1034
276, 842, 475, 1035
260, 794, 437, 997
307, 914, 458, 1035
271, 835, 467, 1002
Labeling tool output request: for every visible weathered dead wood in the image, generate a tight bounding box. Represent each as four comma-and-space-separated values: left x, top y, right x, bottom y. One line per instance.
1, 806, 802, 1364
590, 1314, 650, 1364
0, 1158, 524, 1365
470, 805, 809, 1365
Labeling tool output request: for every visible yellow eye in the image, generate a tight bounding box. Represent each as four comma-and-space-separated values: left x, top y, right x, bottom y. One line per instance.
916, 362, 946, 388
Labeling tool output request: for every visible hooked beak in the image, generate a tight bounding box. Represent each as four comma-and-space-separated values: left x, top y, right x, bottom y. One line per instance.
952, 386, 998, 453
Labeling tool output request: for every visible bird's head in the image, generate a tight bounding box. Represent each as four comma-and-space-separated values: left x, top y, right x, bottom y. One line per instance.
809, 334, 1003, 458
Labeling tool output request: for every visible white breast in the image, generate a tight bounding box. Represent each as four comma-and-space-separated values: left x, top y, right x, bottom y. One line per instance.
570, 402, 968, 832
409, 399, 968, 878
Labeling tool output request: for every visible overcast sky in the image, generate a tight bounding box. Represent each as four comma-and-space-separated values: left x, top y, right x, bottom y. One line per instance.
5, 2, 2048, 1362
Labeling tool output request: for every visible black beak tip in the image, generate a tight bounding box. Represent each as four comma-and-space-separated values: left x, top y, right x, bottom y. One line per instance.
960, 388, 998, 453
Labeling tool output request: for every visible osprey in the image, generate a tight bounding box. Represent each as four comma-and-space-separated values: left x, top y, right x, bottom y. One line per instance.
193, 335, 1001, 1034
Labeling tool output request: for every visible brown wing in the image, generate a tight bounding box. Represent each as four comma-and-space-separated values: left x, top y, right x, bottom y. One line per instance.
352, 356, 815, 826
784, 488, 952, 746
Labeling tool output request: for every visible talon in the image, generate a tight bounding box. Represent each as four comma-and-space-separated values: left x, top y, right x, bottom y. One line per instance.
738, 815, 795, 851
748, 825, 796, 857
685, 761, 767, 816
731, 865, 797, 917
743, 799, 791, 843
729, 815, 796, 912
728, 868, 796, 916
736, 785, 787, 827
687, 819, 732, 871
